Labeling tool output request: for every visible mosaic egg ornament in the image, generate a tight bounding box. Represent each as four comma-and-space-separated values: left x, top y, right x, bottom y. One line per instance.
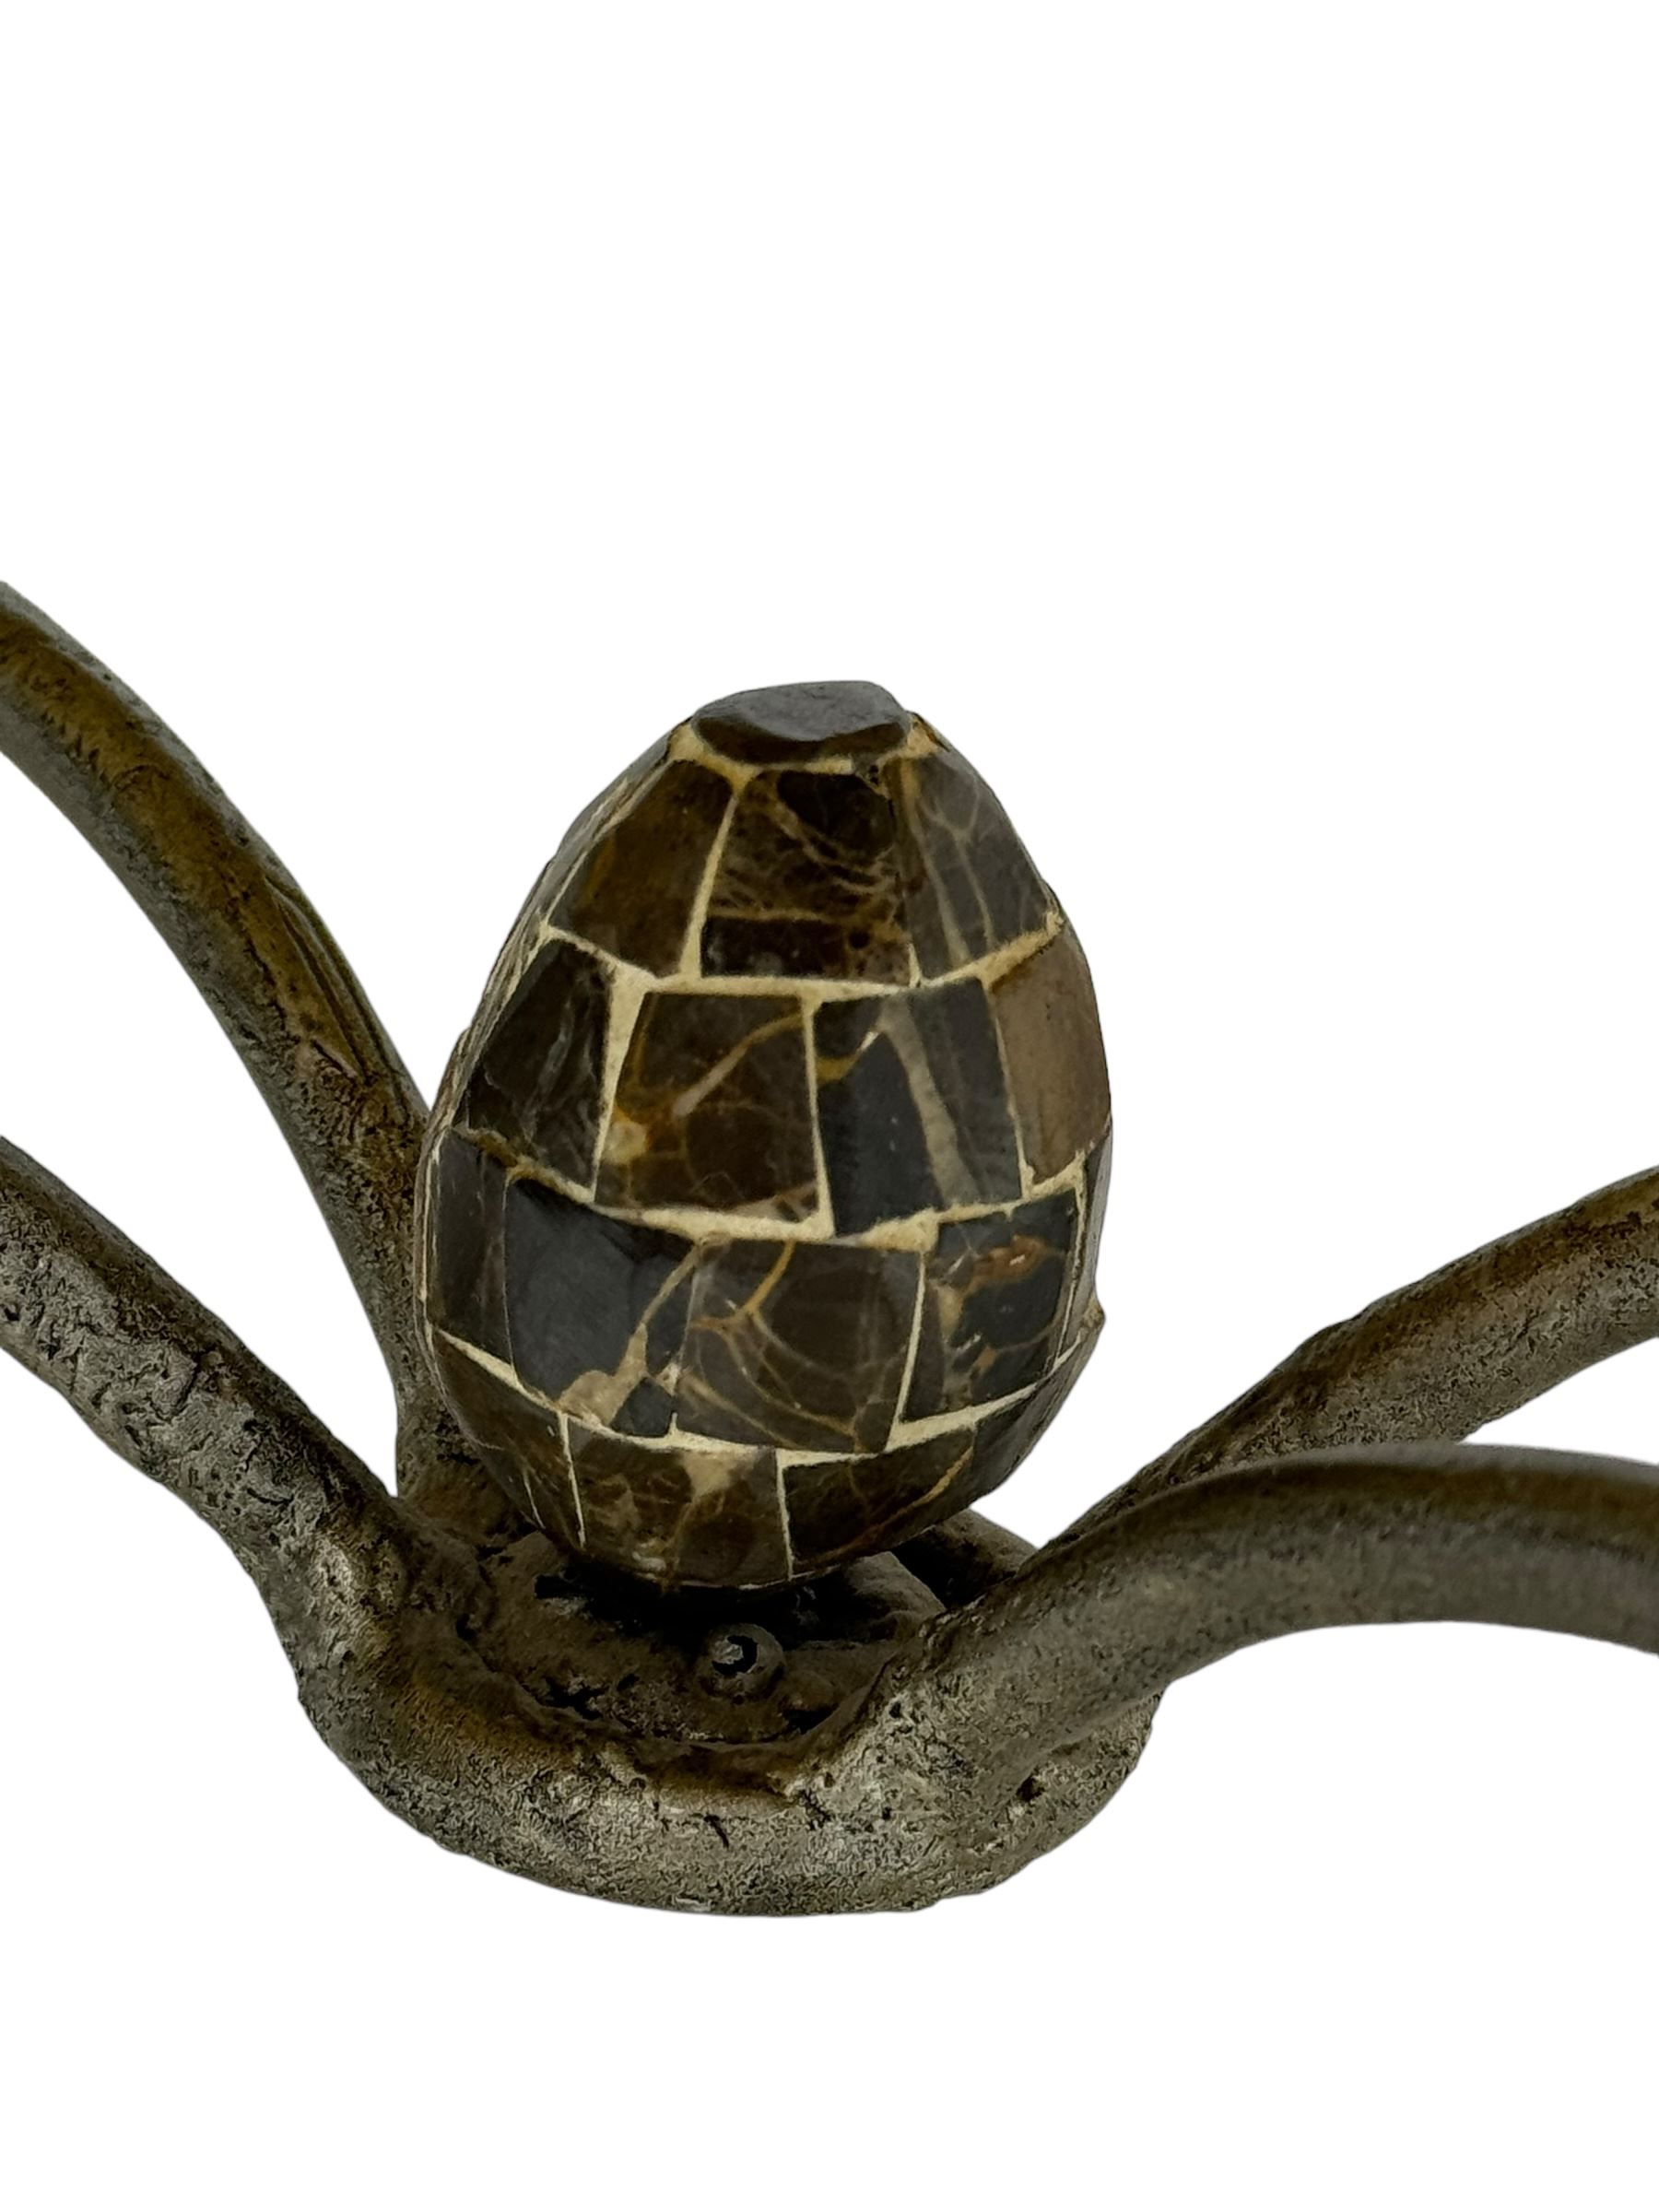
416, 681, 1112, 1589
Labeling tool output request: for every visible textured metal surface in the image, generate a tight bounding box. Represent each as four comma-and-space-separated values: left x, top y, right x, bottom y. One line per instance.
0, 584, 432, 1420
5, 582, 1659, 1914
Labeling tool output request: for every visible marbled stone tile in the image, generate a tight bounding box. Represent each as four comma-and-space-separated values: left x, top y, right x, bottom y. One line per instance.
888, 746, 1052, 976
466, 742, 668, 1031
700, 769, 912, 982
567, 1422, 789, 1588
692, 680, 911, 767
503, 1175, 691, 1407
550, 759, 734, 975
425, 1333, 582, 1549
990, 925, 1112, 1182
537, 737, 671, 915
904, 1189, 1079, 1418
420, 687, 1112, 1585
814, 976, 1022, 1232
424, 1132, 510, 1361
596, 989, 817, 1218
460, 935, 609, 1186
787, 1312, 1101, 1573
563, 1253, 695, 1439
785, 1426, 981, 1576
1065, 1136, 1112, 1345
971, 1305, 1100, 1474
610, 1273, 695, 1433
677, 1238, 922, 1453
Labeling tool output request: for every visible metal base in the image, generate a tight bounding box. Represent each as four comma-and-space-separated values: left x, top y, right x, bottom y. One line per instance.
5, 582, 1659, 1915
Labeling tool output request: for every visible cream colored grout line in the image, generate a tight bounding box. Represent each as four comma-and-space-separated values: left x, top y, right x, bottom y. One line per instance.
779, 1360, 1059, 1466
800, 995, 834, 1239
666, 724, 758, 787
434, 1328, 531, 1392
477, 851, 573, 1022
456, 719, 1051, 1095
455, 1130, 1083, 1250
887, 999, 972, 1199
560, 1249, 696, 1433
559, 1410, 583, 1547
887, 1253, 932, 1449
885, 1395, 1019, 1452
435, 1323, 1084, 1467
773, 1455, 794, 1579
666, 714, 935, 779
430, 1331, 611, 1471
1060, 1148, 1094, 1325
520, 917, 642, 1209
482, 747, 665, 1016
889, 1327, 1091, 1451
677, 775, 742, 980
530, 914, 627, 980
523, 906, 1064, 1005
984, 931, 1038, 1198
456, 898, 1065, 1222
591, 965, 650, 1185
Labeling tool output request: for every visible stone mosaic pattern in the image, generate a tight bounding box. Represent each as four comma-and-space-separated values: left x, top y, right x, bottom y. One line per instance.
417, 680, 1112, 1589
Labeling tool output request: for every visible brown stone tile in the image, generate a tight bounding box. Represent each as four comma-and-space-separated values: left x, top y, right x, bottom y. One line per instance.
787, 1313, 1101, 1571
700, 768, 911, 981
468, 740, 666, 996
425, 1333, 582, 1549
459, 935, 609, 1186
567, 1422, 788, 1588
785, 1428, 980, 1576
904, 1189, 1079, 1418
596, 989, 818, 1218
990, 925, 1112, 1182
503, 1176, 691, 1408
888, 746, 1052, 976
551, 759, 734, 974
964, 1323, 1099, 1499
556, 1252, 695, 1439
677, 1238, 922, 1453
814, 977, 1022, 1232
539, 737, 671, 911
423, 1132, 510, 1361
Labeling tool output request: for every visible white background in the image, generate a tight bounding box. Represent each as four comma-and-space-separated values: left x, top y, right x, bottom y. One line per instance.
2, 6, 1656, 2207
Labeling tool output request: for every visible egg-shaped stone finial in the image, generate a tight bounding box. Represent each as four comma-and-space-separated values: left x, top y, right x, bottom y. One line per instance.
415, 683, 1111, 1589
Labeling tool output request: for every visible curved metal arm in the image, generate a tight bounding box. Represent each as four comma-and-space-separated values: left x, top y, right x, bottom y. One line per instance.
0, 585, 435, 1428
1063, 1162, 1659, 1537
894, 1167, 1659, 1805
12, 1134, 1658, 1912
883, 1441, 1659, 1795
6, 582, 1659, 1912
0, 1133, 422, 1656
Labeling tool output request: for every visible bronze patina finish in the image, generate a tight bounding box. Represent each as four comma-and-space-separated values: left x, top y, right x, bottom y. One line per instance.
4, 581, 1659, 1915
